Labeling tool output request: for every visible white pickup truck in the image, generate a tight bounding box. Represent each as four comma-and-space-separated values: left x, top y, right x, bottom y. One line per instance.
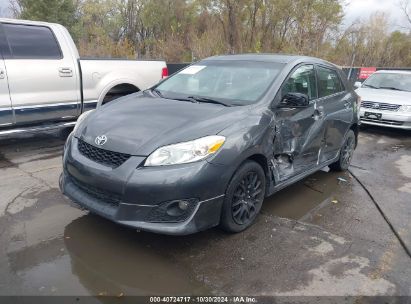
0, 18, 167, 136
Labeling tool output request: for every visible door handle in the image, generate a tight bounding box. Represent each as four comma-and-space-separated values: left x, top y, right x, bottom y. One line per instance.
344, 100, 351, 108
0, 70, 5, 80
59, 67, 73, 77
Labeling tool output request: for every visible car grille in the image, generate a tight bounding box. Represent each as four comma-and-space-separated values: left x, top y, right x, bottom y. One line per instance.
69, 174, 122, 207
78, 139, 130, 168
361, 101, 401, 111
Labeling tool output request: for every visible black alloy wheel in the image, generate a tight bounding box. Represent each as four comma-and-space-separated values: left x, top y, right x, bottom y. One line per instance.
220, 160, 266, 233
232, 171, 263, 225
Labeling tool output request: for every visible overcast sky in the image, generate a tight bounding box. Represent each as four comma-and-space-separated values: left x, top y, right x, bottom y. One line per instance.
343, 0, 409, 30
0, 0, 409, 30
0, 0, 9, 18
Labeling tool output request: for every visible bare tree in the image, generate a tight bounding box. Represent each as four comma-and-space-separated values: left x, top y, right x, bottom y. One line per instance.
9, 0, 21, 17
399, 0, 411, 28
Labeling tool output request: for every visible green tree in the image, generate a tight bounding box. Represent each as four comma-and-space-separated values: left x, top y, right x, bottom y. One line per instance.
11, 0, 79, 38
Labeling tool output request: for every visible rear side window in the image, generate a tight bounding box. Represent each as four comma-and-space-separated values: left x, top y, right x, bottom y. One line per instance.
317, 66, 343, 97
2, 24, 62, 59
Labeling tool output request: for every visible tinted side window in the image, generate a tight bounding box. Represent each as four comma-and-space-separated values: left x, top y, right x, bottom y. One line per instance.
317, 66, 343, 97
0, 25, 10, 59
282, 65, 318, 100
3, 24, 62, 59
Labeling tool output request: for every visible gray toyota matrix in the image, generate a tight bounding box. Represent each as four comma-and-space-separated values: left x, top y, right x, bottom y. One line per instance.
60, 54, 359, 235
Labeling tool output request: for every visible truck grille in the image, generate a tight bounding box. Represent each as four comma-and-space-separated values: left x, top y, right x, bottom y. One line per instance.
361, 101, 400, 111
78, 139, 130, 168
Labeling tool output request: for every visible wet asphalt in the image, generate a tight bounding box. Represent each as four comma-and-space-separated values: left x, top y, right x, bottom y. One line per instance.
0, 126, 410, 297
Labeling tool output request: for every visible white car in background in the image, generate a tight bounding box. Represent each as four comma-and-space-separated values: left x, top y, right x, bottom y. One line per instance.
355, 70, 411, 130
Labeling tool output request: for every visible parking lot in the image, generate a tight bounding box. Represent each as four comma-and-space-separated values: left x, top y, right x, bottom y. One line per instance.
0, 126, 410, 296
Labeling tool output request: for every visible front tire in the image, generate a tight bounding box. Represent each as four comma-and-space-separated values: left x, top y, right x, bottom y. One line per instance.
330, 130, 356, 172
220, 160, 266, 233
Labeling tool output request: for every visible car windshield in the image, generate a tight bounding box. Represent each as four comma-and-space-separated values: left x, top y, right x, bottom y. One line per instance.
155, 60, 285, 106
362, 73, 411, 92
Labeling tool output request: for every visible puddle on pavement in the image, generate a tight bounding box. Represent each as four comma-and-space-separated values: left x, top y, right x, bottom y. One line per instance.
63, 215, 210, 296
3, 169, 347, 295
262, 170, 348, 220
4, 200, 210, 296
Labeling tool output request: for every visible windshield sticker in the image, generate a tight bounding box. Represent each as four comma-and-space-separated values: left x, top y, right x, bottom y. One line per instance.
180, 65, 206, 75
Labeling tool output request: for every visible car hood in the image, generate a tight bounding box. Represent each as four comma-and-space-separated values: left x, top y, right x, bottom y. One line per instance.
356, 88, 411, 105
77, 95, 248, 156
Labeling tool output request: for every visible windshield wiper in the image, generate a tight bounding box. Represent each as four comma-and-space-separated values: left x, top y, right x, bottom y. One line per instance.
149, 90, 233, 106
152, 88, 164, 97
187, 96, 232, 107
362, 84, 380, 89
380, 86, 403, 91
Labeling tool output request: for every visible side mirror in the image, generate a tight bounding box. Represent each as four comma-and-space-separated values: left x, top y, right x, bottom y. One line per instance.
354, 81, 362, 89
279, 93, 309, 108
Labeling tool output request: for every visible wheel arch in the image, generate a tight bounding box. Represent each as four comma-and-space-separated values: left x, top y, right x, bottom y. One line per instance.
247, 154, 269, 177
228, 153, 271, 197
97, 81, 141, 107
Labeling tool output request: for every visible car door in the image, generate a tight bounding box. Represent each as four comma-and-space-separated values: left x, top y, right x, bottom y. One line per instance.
315, 65, 354, 163
1, 22, 79, 125
272, 64, 324, 181
0, 27, 13, 127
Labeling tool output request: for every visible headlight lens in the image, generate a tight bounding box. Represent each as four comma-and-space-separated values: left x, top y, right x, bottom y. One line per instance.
399, 105, 411, 112
145, 135, 226, 166
73, 110, 94, 133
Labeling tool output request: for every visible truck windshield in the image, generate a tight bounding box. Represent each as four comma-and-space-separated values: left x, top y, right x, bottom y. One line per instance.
155, 60, 285, 106
362, 73, 411, 92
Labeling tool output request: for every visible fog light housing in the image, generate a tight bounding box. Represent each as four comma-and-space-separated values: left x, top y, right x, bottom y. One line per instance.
178, 200, 189, 210
146, 199, 198, 223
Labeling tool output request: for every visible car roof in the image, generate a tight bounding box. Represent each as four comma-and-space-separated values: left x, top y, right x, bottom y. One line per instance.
205, 53, 337, 67
0, 18, 60, 27
374, 70, 411, 75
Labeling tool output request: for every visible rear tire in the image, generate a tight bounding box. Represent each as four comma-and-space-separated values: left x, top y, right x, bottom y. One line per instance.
220, 160, 266, 233
330, 130, 356, 172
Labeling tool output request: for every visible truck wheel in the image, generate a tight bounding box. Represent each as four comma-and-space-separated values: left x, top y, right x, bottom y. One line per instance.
220, 160, 266, 233
330, 130, 356, 172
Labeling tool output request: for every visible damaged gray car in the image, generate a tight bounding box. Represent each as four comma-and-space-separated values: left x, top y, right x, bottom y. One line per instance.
60, 54, 360, 235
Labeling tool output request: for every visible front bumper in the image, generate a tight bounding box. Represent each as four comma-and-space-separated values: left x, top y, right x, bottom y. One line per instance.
359, 108, 411, 130
60, 137, 230, 235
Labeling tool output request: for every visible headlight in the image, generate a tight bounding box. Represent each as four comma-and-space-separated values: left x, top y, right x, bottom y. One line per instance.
73, 110, 94, 133
145, 135, 226, 166
399, 105, 411, 112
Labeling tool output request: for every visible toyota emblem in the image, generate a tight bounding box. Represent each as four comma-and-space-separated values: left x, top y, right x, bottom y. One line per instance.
95, 135, 108, 146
